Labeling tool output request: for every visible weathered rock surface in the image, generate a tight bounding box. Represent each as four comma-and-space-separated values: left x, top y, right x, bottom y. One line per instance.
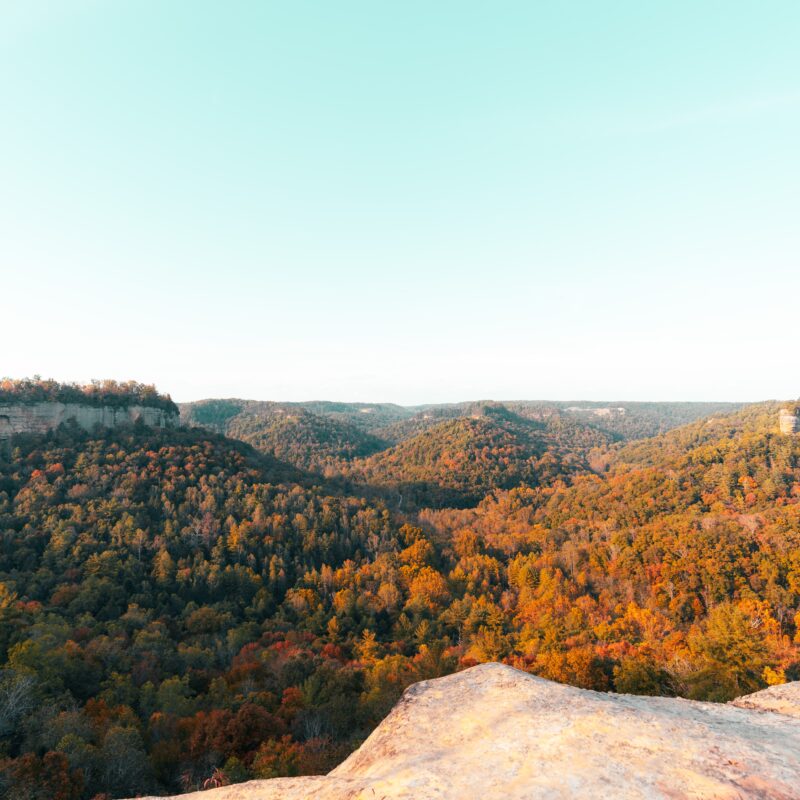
730, 681, 800, 719
0, 402, 178, 439
136, 663, 800, 800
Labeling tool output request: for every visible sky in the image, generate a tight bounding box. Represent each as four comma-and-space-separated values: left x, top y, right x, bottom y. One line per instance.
2, 1, 799, 404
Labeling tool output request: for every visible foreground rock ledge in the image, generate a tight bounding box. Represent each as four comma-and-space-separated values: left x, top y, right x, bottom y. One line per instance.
136, 663, 800, 800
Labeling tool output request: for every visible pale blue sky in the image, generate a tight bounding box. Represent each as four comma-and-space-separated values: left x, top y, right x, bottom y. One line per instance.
2, 1, 799, 403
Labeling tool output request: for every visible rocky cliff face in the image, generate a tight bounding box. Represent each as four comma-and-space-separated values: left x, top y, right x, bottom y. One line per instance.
0, 402, 179, 439
135, 663, 800, 800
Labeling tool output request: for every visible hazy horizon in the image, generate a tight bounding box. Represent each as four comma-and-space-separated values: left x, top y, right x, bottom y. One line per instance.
176, 394, 756, 406
3, 376, 765, 406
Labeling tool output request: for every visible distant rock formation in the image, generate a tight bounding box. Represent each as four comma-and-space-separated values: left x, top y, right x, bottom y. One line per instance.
0, 402, 179, 440
135, 663, 800, 800
779, 407, 799, 435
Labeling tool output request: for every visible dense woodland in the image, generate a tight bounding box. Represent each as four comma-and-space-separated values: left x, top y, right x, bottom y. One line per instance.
1, 386, 797, 798
0, 380, 178, 414
179, 398, 742, 450
178, 399, 738, 509
345, 405, 602, 508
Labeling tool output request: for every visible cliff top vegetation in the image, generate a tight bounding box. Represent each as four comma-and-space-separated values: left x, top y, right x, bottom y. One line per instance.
0, 378, 179, 414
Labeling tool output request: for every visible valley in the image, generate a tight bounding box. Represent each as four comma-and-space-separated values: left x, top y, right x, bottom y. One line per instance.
0, 381, 796, 798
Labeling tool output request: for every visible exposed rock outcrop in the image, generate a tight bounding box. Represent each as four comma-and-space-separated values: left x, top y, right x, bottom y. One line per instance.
135, 663, 800, 800
730, 681, 800, 719
0, 402, 178, 439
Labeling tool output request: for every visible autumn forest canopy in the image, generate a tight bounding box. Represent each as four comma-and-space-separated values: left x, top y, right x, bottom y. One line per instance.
2, 381, 800, 798
0, 378, 178, 414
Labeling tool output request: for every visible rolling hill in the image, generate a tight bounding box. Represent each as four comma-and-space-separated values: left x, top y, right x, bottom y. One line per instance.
347, 405, 567, 508
180, 400, 388, 473
179, 399, 750, 509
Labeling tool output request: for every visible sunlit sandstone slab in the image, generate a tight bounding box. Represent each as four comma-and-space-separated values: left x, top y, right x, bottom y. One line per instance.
730, 680, 800, 719
135, 662, 800, 800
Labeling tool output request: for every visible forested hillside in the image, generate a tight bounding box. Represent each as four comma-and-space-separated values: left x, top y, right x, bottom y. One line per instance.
180, 400, 410, 443
1, 396, 797, 799
420, 400, 800, 696
182, 398, 741, 452
368, 400, 743, 443
180, 400, 386, 474
0, 424, 398, 797
180, 399, 734, 509
346, 405, 606, 508
511, 400, 744, 441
